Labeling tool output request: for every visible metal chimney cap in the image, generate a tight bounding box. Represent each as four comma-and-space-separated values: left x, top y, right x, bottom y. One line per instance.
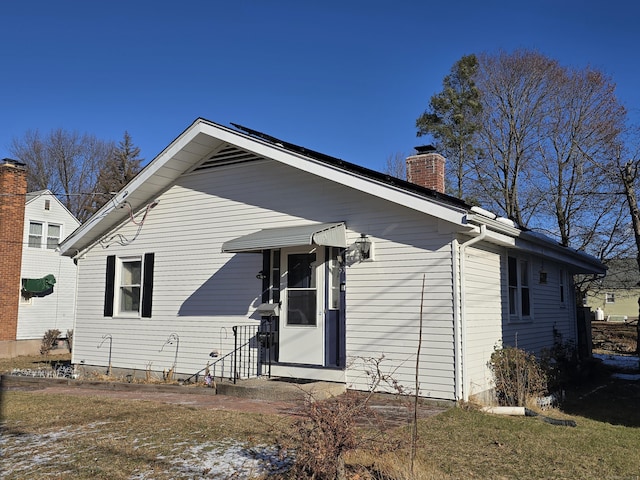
414, 145, 436, 154
2, 158, 26, 167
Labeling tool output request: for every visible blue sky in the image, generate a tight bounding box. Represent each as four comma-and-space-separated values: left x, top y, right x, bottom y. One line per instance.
1, 1, 639, 172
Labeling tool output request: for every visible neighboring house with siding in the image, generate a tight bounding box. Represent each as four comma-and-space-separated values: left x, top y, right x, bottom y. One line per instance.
18, 190, 80, 349
59, 119, 605, 403
584, 258, 639, 322
0, 158, 80, 357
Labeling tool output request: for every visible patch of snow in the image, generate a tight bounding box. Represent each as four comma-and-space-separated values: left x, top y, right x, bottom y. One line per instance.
1, 422, 293, 479
593, 353, 639, 371
163, 441, 293, 479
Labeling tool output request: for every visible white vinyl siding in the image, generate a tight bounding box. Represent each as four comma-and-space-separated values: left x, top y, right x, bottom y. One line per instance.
17, 193, 80, 340
501, 255, 578, 355
462, 244, 503, 400
72, 159, 458, 400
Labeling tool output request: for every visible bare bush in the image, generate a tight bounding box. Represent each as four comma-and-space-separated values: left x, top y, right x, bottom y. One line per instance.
40, 329, 61, 356
489, 345, 548, 406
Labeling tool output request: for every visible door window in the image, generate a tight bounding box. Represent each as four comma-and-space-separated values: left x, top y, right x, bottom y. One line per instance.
286, 253, 316, 325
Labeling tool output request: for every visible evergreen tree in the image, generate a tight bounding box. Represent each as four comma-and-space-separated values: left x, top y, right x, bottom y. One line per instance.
88, 131, 143, 215
416, 54, 482, 199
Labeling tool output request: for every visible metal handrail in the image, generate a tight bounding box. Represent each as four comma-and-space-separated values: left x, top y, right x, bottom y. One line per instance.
184, 321, 275, 385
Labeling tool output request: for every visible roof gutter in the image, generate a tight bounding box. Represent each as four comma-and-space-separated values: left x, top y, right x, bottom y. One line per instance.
466, 213, 605, 275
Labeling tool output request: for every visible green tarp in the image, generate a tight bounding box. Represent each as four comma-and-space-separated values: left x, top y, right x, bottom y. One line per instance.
22, 274, 56, 293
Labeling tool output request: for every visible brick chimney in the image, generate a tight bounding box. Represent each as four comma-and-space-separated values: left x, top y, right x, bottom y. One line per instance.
406, 146, 446, 194
0, 159, 27, 342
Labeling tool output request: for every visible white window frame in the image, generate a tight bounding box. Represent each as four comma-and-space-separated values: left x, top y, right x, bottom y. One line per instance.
115, 256, 143, 317
508, 255, 533, 322
28, 221, 63, 249
28, 221, 43, 248
46, 224, 61, 250
605, 292, 615, 304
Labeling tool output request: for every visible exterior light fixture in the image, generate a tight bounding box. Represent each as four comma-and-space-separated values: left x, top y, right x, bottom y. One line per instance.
539, 270, 547, 284
355, 233, 372, 261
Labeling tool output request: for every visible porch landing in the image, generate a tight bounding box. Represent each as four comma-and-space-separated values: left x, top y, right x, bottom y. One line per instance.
215, 377, 346, 402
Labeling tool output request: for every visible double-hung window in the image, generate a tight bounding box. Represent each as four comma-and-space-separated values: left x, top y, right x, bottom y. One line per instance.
104, 253, 155, 318
28, 221, 61, 249
28, 222, 43, 248
508, 256, 532, 320
46, 224, 61, 249
119, 258, 142, 313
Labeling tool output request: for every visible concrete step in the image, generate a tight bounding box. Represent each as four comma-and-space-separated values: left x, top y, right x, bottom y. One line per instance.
215, 377, 346, 402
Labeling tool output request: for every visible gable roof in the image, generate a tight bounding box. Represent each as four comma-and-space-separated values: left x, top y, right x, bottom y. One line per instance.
60, 118, 472, 256
58, 118, 605, 275
25, 189, 80, 223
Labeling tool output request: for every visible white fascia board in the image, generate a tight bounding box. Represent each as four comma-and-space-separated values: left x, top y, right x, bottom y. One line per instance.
199, 123, 471, 228
467, 213, 604, 274
459, 223, 515, 247
515, 235, 606, 274
61, 120, 215, 256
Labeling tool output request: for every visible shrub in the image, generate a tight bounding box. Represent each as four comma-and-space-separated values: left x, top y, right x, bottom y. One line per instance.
40, 329, 61, 356
489, 345, 548, 406
541, 330, 579, 391
283, 391, 369, 480
280, 391, 402, 480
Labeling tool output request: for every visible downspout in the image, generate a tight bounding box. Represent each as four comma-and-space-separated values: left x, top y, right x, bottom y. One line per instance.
71, 251, 82, 364
452, 239, 462, 400
457, 224, 487, 402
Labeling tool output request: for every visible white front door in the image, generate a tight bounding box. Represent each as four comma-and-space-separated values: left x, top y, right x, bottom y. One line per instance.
278, 246, 324, 365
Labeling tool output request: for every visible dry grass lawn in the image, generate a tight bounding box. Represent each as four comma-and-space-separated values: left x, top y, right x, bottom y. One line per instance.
2, 339, 640, 479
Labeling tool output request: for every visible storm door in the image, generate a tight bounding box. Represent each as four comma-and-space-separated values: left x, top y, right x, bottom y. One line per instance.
278, 247, 324, 365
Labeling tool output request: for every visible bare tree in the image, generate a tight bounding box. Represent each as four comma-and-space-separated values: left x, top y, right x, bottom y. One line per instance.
472, 50, 561, 227
11, 129, 114, 221
603, 132, 640, 353
529, 66, 627, 248
382, 152, 407, 179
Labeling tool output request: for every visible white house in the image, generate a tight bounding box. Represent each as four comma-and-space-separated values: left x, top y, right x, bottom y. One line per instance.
16, 190, 80, 353
59, 118, 604, 402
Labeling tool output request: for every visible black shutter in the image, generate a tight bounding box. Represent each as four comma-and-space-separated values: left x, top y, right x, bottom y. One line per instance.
141, 253, 155, 318
261, 250, 270, 303
104, 255, 116, 317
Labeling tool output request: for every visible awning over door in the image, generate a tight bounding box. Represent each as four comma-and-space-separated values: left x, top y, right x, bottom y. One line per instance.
221, 222, 347, 253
